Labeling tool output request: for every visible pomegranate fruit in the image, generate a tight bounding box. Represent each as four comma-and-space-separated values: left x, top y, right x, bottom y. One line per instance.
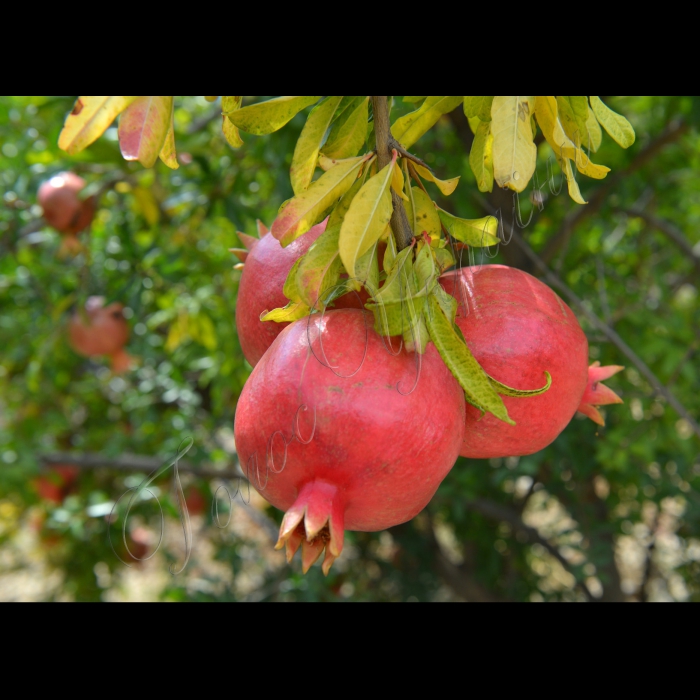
440, 265, 590, 458
234, 309, 465, 574
235, 219, 373, 367
38, 172, 95, 251
33, 464, 80, 504
69, 297, 133, 373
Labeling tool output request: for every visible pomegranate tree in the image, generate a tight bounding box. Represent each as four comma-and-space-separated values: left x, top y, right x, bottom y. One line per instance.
69, 297, 133, 373
440, 265, 622, 458
234, 309, 466, 574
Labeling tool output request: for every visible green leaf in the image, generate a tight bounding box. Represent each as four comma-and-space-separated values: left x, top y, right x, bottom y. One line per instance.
221, 96, 244, 148
354, 242, 381, 293
261, 301, 311, 324
227, 96, 321, 135
321, 97, 369, 160
489, 372, 552, 397
291, 96, 344, 195
272, 155, 368, 246
590, 96, 636, 149
463, 96, 494, 122
295, 225, 343, 309
426, 293, 514, 425
391, 96, 463, 149
118, 96, 173, 169
491, 96, 537, 193
339, 158, 394, 277
584, 104, 603, 153
557, 96, 589, 147
283, 257, 305, 303
59, 96, 138, 154
327, 166, 368, 228
469, 120, 494, 193
437, 208, 499, 247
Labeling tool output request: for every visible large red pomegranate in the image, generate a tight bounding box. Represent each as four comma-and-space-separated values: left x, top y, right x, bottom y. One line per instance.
69, 297, 133, 373
234, 309, 466, 574
38, 172, 95, 251
439, 265, 590, 459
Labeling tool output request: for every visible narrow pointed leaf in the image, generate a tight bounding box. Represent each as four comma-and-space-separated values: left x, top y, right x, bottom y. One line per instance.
228, 96, 321, 135
59, 96, 138, 154
291, 96, 344, 195
296, 225, 343, 309
261, 301, 310, 323
272, 156, 367, 246
426, 294, 514, 425
339, 158, 395, 277
118, 96, 173, 168
489, 372, 551, 397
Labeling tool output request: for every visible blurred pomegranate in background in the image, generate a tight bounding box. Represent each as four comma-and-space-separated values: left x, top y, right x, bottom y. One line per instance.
32, 464, 80, 505
69, 297, 134, 373
38, 172, 95, 252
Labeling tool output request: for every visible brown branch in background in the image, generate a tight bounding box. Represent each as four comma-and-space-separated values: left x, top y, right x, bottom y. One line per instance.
618, 207, 700, 277
465, 499, 595, 602
541, 119, 689, 265
371, 96, 413, 251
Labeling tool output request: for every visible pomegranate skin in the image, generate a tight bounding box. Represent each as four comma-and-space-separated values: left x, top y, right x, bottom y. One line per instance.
69, 297, 133, 372
440, 265, 589, 459
234, 309, 465, 572
236, 221, 327, 366
38, 172, 94, 235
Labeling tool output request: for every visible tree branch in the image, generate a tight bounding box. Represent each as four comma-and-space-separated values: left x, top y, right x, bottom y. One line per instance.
465, 498, 595, 602
371, 96, 413, 251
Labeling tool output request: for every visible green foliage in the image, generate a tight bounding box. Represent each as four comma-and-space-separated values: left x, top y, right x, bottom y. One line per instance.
0, 96, 698, 602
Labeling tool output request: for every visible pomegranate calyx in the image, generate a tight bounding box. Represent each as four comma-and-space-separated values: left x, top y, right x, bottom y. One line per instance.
237, 232, 259, 252
275, 481, 345, 576
578, 362, 624, 426
229, 248, 249, 263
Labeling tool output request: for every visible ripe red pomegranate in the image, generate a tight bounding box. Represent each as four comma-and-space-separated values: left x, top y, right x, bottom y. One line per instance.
439, 265, 591, 458
234, 309, 465, 574
235, 219, 373, 367
69, 297, 133, 373
38, 172, 95, 251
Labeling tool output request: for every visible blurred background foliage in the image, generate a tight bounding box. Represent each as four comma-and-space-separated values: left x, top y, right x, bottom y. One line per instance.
0, 95, 698, 602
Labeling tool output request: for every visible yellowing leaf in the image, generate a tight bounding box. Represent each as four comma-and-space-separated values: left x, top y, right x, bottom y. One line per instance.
437, 209, 499, 247
561, 157, 587, 204
272, 156, 368, 247
261, 302, 311, 323
463, 96, 494, 122
426, 293, 514, 425
321, 97, 369, 160
392, 161, 409, 200
391, 96, 463, 149
535, 96, 576, 160
59, 96, 138, 154
159, 101, 179, 170
327, 167, 369, 228
590, 96, 636, 149
584, 105, 603, 153
291, 96, 344, 195
405, 187, 441, 239
339, 158, 395, 277
412, 163, 460, 195
469, 121, 494, 193
118, 96, 173, 168
491, 96, 537, 193
222, 96, 243, 148
296, 224, 343, 309
133, 187, 160, 226
557, 96, 589, 147
228, 96, 321, 135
